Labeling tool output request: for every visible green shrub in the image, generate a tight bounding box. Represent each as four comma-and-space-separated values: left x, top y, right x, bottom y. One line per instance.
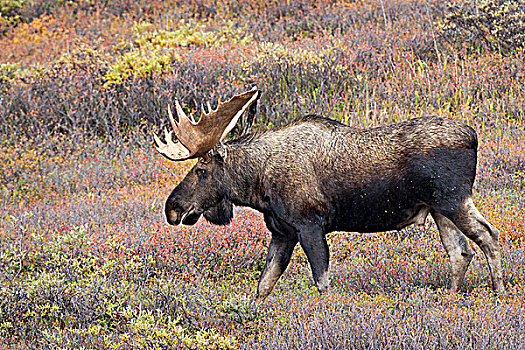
0, 62, 20, 91
0, 0, 25, 31
104, 48, 173, 87
131, 20, 251, 49
0, 223, 240, 348
439, 0, 525, 54
104, 21, 251, 87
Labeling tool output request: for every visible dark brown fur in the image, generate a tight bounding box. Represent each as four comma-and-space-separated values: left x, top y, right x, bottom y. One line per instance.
164, 115, 504, 299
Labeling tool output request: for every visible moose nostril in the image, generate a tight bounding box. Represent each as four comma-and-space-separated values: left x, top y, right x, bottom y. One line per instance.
166, 209, 181, 225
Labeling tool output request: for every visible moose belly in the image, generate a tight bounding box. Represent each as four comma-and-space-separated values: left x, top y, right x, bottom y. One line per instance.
330, 181, 430, 233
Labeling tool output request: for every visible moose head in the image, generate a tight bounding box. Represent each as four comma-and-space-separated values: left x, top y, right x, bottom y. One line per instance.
153, 88, 259, 227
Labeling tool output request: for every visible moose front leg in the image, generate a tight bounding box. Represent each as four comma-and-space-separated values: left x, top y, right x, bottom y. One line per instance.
297, 226, 330, 293
256, 232, 298, 301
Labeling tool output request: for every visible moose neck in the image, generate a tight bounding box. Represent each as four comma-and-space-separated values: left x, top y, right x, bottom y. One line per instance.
221, 140, 267, 211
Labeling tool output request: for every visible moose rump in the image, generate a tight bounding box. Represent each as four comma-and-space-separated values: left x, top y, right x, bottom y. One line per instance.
316, 118, 479, 233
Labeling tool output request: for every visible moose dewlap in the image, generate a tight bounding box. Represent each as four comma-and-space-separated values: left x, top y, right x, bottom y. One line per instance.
153, 88, 504, 300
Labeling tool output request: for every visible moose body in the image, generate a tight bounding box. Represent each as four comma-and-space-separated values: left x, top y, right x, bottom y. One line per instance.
154, 88, 504, 300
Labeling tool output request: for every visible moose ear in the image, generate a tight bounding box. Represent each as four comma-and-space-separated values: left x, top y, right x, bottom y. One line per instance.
212, 142, 228, 160
202, 143, 227, 163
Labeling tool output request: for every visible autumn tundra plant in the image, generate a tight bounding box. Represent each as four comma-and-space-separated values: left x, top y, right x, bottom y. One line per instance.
439, 0, 525, 54
153, 88, 504, 300
1, 0, 524, 348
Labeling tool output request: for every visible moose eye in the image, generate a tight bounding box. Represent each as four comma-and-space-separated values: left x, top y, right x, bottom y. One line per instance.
196, 168, 208, 179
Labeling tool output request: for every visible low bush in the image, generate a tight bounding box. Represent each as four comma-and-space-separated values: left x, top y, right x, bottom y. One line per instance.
438, 0, 525, 54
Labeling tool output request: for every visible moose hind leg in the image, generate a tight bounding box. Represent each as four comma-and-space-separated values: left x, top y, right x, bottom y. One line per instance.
449, 198, 504, 293
256, 233, 298, 301
432, 211, 474, 291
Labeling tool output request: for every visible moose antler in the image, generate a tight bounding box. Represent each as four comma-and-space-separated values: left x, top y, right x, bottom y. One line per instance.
153, 87, 259, 161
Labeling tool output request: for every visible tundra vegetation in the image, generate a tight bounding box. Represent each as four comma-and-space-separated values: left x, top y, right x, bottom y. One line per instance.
0, 0, 524, 349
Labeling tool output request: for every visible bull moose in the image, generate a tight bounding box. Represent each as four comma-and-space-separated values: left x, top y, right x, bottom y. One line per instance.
153, 87, 504, 300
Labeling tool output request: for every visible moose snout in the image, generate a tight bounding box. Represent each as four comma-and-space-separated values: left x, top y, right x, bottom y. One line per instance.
165, 197, 181, 225
165, 197, 200, 226
165, 207, 181, 225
